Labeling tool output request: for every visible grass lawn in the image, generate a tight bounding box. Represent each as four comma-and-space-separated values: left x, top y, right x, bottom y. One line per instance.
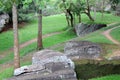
0, 14, 67, 52
110, 26, 120, 42
0, 13, 120, 80
0, 31, 76, 80
81, 12, 120, 24
0, 31, 76, 64
90, 74, 120, 80
0, 61, 32, 80
74, 30, 113, 44
0, 13, 120, 52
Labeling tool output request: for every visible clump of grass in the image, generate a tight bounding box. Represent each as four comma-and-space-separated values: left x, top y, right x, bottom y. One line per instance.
73, 30, 113, 44
110, 27, 120, 42
0, 67, 14, 80
90, 74, 120, 80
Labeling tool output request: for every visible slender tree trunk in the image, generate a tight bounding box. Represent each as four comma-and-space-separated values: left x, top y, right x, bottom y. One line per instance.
67, 9, 74, 27
101, 0, 105, 18
65, 12, 70, 27
37, 9, 43, 50
78, 14, 81, 23
12, 3, 20, 69
86, 0, 94, 21
86, 12, 94, 21
73, 13, 76, 25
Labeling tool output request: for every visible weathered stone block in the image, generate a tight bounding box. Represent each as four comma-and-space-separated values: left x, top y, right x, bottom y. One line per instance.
64, 41, 102, 59
9, 49, 77, 80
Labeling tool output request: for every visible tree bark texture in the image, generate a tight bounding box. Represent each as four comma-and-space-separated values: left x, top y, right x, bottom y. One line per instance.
37, 9, 43, 50
12, 3, 20, 69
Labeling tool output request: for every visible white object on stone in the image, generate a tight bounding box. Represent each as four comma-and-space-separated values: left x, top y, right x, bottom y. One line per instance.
14, 64, 45, 76
14, 66, 29, 76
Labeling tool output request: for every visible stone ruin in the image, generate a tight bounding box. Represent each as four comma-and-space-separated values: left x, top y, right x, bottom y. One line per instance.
75, 23, 106, 37
9, 49, 77, 80
8, 41, 105, 80
0, 13, 9, 32
64, 41, 102, 60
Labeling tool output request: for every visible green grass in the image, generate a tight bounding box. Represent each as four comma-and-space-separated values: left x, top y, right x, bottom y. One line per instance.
74, 30, 113, 44
0, 31, 76, 64
0, 14, 67, 52
0, 13, 120, 80
0, 61, 32, 80
0, 13, 120, 52
110, 27, 120, 42
81, 12, 120, 24
0, 31, 76, 80
90, 74, 120, 80
0, 67, 14, 80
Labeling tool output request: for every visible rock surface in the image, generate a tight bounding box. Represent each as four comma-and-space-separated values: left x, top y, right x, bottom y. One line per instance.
0, 13, 9, 32
64, 41, 102, 59
9, 49, 77, 80
75, 23, 106, 36
108, 56, 120, 60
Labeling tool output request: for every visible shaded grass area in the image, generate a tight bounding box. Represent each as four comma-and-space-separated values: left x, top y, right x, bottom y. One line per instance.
90, 74, 120, 80
74, 59, 120, 80
110, 27, 120, 42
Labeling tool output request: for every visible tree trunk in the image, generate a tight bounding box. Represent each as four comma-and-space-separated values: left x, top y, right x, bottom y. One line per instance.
67, 9, 74, 27
101, 0, 105, 18
37, 9, 43, 50
12, 3, 20, 69
86, 12, 94, 21
65, 12, 70, 27
86, 0, 94, 21
78, 14, 81, 23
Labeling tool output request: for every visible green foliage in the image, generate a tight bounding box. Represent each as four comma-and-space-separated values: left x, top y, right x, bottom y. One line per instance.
110, 0, 120, 10
0, 0, 21, 12
23, 0, 50, 11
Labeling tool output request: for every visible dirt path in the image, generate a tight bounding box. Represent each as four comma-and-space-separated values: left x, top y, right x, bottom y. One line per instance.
102, 26, 120, 59
102, 27, 120, 45
14, 31, 62, 50
0, 31, 63, 59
